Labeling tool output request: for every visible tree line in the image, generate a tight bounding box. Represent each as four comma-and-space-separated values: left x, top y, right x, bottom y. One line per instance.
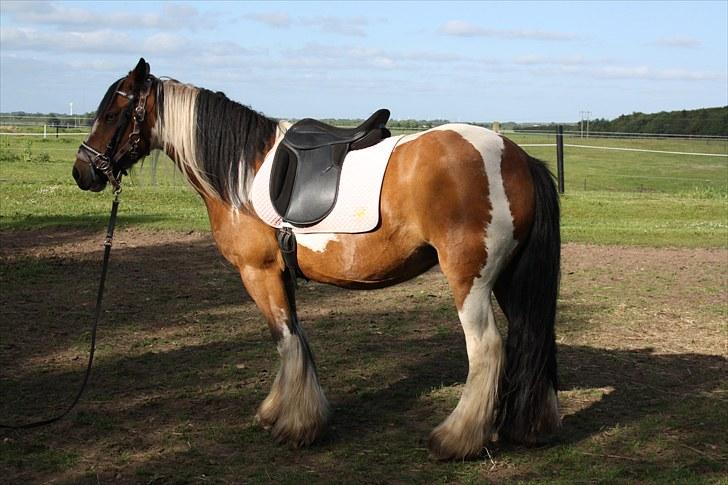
586, 107, 727, 136
513, 106, 727, 136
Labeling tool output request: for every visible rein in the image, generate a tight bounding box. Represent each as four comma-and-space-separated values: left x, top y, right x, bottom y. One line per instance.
0, 188, 121, 430
1, 75, 155, 430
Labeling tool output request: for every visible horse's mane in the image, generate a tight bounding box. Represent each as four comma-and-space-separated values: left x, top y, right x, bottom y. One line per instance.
156, 79, 278, 208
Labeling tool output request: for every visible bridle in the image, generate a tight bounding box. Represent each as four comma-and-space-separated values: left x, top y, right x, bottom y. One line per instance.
79, 75, 155, 193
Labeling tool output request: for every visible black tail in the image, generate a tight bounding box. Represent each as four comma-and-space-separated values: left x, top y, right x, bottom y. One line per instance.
494, 156, 560, 442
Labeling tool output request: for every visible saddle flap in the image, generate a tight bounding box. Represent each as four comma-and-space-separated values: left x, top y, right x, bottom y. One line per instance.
270, 142, 346, 227
285, 144, 345, 226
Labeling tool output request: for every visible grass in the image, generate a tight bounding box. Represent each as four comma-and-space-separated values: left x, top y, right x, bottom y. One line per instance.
1, 132, 727, 247
1, 236, 725, 483
1, 128, 726, 482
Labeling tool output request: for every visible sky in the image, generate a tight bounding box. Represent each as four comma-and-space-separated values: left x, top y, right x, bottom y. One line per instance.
1, 0, 726, 122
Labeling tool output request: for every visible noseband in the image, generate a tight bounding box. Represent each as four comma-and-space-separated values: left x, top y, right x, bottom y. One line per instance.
79, 76, 155, 193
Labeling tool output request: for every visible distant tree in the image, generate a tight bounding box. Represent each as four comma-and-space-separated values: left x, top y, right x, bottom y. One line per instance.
587, 107, 727, 136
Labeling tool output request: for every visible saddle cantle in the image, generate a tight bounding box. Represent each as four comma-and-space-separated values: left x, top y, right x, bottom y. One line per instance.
270, 108, 391, 228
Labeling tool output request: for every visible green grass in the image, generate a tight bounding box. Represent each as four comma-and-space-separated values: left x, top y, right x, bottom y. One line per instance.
561, 192, 727, 247
1, 132, 726, 247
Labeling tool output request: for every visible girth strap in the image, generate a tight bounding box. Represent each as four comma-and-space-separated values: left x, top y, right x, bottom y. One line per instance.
276, 227, 307, 288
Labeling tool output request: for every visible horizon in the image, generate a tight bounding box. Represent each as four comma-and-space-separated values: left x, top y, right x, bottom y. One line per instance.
1, 1, 727, 123
2, 106, 726, 127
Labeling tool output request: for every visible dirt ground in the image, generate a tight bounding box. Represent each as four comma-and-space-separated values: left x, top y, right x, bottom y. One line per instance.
1, 228, 726, 483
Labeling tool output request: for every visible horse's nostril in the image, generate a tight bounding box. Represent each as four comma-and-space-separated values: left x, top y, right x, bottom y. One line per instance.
72, 166, 81, 182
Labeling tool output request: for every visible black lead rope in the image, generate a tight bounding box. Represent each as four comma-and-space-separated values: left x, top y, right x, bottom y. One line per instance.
0, 190, 121, 430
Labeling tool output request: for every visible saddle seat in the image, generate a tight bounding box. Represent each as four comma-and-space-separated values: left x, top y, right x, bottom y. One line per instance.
270, 108, 391, 228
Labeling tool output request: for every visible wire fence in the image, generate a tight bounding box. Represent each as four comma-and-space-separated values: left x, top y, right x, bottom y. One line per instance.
1, 118, 726, 195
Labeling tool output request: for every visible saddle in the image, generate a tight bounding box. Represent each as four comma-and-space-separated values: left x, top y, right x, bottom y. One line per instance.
270, 108, 391, 228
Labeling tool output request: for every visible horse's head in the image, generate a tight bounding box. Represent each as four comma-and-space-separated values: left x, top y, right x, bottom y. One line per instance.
73, 58, 157, 193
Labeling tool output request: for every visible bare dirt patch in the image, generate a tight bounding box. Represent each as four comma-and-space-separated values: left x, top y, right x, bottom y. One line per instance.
1, 228, 726, 483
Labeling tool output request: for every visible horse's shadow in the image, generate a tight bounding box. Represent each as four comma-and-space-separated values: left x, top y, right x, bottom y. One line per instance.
314, 324, 726, 450
2, 231, 725, 478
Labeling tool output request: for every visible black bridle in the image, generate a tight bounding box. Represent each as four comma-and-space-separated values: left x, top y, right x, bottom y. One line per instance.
79, 76, 155, 193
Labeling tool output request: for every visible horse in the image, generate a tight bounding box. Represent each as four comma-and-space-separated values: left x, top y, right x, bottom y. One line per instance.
72, 58, 561, 460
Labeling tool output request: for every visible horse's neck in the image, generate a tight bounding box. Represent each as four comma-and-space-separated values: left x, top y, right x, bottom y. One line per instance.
151, 117, 282, 220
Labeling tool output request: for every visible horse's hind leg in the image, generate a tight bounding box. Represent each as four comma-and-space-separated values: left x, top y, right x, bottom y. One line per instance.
239, 265, 329, 447
428, 241, 506, 460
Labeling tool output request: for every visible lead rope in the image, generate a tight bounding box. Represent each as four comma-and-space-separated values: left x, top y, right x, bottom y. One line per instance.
0, 186, 121, 429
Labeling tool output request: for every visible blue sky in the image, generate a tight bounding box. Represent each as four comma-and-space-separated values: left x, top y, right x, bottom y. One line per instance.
1, 1, 726, 122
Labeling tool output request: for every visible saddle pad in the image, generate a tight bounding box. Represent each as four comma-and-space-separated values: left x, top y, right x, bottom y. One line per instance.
251, 134, 404, 234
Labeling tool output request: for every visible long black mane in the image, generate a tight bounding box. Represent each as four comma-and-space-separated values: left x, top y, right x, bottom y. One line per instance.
193, 88, 278, 207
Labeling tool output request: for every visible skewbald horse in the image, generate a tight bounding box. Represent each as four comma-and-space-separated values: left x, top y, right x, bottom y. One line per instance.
73, 59, 561, 460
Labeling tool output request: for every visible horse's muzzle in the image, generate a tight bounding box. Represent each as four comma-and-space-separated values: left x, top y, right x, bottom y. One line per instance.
73, 150, 107, 192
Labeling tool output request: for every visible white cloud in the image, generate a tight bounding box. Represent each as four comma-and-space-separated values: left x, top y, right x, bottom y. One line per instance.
274, 43, 468, 73
440, 20, 577, 41
596, 66, 720, 81
0, 27, 135, 53
142, 33, 189, 55
300, 15, 369, 37
527, 63, 723, 82
652, 35, 702, 49
242, 12, 371, 37
0, 26, 258, 65
1, 1, 213, 31
514, 55, 592, 66
242, 11, 291, 28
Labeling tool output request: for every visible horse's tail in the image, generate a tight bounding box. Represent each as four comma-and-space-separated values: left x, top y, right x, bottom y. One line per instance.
494, 155, 561, 443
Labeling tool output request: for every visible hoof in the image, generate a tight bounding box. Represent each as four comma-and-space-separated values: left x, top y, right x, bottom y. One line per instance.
502, 389, 561, 445
428, 423, 486, 460
255, 400, 329, 448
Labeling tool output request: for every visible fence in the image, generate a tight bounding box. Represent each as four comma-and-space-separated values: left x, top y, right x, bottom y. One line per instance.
509, 127, 727, 194
1, 117, 726, 194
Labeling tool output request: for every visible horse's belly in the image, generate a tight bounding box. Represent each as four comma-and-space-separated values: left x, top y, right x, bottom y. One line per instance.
296, 232, 437, 289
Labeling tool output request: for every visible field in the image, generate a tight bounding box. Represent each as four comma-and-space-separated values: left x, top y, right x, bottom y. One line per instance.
1, 132, 726, 483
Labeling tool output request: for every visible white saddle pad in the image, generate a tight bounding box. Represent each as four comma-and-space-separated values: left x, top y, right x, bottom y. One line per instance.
251, 135, 404, 234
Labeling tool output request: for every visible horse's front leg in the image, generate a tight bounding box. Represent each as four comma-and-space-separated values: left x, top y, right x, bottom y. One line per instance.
239, 265, 329, 447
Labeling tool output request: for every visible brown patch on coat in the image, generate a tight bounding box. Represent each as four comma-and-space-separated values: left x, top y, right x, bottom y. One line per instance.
500, 137, 535, 243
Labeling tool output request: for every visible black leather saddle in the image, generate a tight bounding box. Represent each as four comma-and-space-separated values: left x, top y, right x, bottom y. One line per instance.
270, 108, 391, 228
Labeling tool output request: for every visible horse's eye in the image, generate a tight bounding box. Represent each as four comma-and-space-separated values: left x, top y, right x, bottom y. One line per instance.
105, 112, 117, 123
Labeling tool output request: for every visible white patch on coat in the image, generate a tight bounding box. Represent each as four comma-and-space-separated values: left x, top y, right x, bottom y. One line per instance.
399, 123, 476, 145
429, 124, 517, 457
458, 124, 517, 287
296, 233, 339, 253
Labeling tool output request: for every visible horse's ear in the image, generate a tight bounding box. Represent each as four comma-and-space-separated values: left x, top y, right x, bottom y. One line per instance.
131, 57, 150, 89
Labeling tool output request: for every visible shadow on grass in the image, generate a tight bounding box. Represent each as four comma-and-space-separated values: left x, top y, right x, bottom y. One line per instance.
1, 228, 726, 482
2, 311, 725, 482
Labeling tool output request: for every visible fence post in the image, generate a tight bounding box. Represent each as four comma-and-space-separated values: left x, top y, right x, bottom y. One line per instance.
43, 124, 47, 139
556, 125, 565, 194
